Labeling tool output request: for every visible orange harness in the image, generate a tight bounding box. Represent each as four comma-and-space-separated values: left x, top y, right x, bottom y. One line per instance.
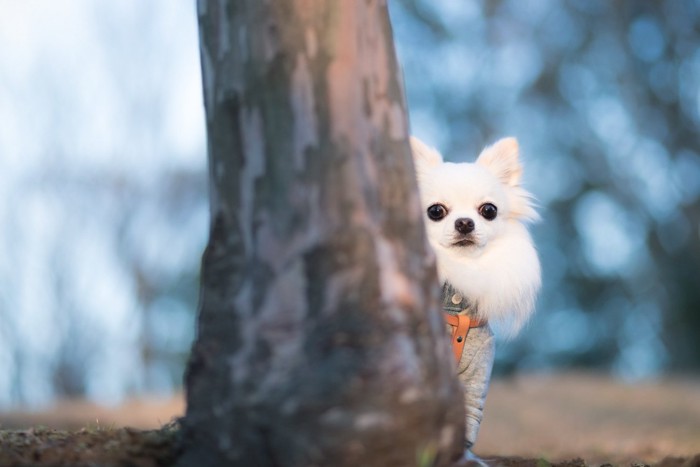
442, 313, 488, 363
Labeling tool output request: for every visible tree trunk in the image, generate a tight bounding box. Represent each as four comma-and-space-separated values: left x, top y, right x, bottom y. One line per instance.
179, 1, 464, 466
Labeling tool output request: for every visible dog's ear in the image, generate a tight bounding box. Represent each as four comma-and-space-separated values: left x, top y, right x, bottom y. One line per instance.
410, 136, 443, 176
478, 137, 539, 222
476, 137, 523, 187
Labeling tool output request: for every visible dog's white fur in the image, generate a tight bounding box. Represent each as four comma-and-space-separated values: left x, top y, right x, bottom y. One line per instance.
411, 136, 541, 336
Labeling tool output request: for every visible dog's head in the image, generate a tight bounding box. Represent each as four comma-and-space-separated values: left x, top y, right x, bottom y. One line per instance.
411, 136, 538, 257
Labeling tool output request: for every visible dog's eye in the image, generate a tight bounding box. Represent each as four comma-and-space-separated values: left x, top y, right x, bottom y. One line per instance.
427, 204, 448, 221
479, 203, 498, 220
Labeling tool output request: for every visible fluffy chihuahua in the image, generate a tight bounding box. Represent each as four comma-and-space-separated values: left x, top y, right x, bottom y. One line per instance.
411, 136, 541, 459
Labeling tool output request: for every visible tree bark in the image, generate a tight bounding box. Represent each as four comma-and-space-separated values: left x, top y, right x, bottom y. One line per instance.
179, 1, 464, 466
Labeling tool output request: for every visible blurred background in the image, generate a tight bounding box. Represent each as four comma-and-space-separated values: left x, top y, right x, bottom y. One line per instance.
0, 0, 698, 410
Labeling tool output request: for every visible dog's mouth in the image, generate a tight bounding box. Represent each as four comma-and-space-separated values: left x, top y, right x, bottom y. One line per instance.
452, 237, 476, 247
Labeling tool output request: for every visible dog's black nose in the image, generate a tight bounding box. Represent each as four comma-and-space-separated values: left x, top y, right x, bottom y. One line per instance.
455, 217, 475, 234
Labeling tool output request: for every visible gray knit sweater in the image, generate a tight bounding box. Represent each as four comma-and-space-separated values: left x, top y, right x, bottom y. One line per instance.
442, 283, 495, 450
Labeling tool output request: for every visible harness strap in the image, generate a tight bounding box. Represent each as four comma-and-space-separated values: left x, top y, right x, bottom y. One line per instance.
442, 313, 488, 363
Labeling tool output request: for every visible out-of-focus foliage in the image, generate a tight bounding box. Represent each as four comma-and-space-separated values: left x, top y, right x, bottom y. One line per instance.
0, 1, 207, 406
0, 0, 698, 407
391, 0, 700, 377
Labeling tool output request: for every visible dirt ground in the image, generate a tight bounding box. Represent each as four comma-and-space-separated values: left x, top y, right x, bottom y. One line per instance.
1, 373, 698, 466
476, 373, 700, 465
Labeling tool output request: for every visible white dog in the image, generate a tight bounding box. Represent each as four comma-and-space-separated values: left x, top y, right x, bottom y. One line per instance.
411, 136, 541, 459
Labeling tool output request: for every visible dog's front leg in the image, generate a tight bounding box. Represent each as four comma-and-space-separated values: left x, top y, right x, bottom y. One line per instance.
455, 325, 495, 455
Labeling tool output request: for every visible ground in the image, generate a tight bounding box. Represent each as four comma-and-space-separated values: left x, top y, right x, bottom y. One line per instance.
0, 425, 179, 467
1, 373, 698, 466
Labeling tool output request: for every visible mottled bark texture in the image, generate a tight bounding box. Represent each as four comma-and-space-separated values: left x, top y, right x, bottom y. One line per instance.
180, 1, 465, 466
